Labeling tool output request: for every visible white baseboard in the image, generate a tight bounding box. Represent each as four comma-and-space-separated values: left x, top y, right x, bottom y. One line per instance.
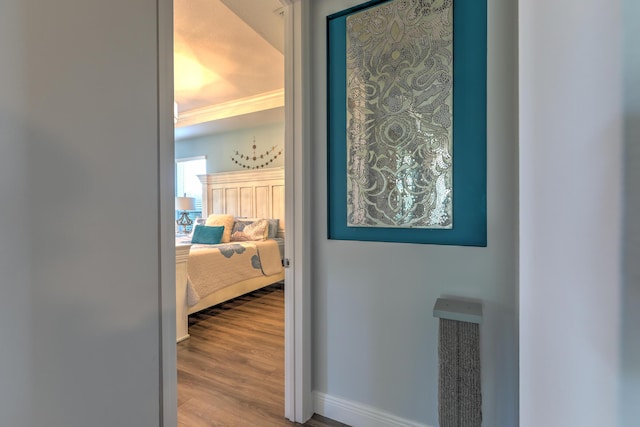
313, 391, 433, 427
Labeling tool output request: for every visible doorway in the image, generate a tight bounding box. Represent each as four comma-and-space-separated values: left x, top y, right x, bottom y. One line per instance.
163, 0, 309, 424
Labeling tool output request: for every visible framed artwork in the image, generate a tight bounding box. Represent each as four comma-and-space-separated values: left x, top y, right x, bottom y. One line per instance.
327, 0, 487, 246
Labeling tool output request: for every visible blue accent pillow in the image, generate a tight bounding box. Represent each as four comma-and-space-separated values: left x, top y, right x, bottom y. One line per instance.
191, 225, 224, 245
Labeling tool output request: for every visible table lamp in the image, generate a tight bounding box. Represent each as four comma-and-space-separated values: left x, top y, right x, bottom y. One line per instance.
175, 196, 196, 234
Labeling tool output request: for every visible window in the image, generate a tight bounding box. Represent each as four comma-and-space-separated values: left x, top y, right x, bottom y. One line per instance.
176, 156, 206, 224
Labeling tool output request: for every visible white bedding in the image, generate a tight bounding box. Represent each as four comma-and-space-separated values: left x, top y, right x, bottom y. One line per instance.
185, 239, 283, 307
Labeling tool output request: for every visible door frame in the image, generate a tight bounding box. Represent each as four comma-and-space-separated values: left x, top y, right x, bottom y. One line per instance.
158, 0, 313, 424
281, 0, 313, 422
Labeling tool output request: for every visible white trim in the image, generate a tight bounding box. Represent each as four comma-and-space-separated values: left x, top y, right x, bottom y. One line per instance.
282, 0, 296, 419
314, 392, 434, 427
175, 154, 206, 162
158, 0, 177, 425
281, 0, 313, 422
198, 167, 284, 185
174, 244, 192, 343
175, 89, 285, 128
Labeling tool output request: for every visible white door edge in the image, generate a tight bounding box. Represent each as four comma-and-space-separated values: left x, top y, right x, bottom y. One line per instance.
158, 0, 177, 425
282, 0, 313, 422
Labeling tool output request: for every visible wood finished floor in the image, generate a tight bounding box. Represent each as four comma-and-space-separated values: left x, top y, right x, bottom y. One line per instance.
177, 283, 348, 427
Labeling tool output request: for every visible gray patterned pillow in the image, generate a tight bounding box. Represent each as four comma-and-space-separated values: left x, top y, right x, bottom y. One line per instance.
234, 218, 279, 239
231, 219, 269, 241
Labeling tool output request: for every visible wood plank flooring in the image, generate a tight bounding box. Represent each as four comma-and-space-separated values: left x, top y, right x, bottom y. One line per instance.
177, 283, 348, 427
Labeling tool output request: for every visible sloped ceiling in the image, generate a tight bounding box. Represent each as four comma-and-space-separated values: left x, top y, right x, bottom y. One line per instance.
174, 0, 284, 139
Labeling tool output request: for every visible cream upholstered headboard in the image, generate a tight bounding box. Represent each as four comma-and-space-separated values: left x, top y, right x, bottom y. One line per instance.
198, 167, 285, 237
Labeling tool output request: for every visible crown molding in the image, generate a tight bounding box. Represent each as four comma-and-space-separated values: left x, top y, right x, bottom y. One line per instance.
176, 88, 285, 128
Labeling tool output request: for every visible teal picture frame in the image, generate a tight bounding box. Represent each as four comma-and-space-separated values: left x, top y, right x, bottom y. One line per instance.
327, 0, 487, 246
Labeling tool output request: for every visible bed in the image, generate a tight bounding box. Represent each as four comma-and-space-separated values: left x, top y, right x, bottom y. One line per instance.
175, 167, 285, 342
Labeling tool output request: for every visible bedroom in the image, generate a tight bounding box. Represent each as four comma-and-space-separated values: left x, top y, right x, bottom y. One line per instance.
172, 0, 295, 425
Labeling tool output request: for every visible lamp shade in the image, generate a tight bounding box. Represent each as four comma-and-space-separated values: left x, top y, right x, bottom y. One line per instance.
175, 196, 196, 211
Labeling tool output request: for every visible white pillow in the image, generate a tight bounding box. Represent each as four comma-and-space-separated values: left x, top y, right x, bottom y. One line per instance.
205, 214, 235, 243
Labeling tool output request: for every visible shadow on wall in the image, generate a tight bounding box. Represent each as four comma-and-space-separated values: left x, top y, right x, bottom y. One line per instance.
621, 2, 640, 422
621, 111, 640, 425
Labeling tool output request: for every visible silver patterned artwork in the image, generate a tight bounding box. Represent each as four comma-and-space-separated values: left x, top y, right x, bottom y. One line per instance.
346, 0, 453, 228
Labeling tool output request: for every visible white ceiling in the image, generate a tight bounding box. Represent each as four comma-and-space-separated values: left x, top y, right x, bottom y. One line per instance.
173, 0, 285, 140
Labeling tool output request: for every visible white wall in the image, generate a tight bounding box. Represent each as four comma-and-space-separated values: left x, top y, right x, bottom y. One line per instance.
519, 0, 625, 426
309, 1, 518, 426
0, 1, 164, 426
175, 121, 285, 173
